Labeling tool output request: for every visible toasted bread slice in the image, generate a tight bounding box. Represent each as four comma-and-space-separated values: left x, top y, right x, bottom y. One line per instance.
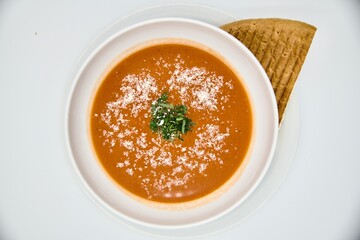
221, 18, 316, 122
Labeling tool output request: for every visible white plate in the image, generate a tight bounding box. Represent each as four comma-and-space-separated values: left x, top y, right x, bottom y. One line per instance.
66, 4, 298, 237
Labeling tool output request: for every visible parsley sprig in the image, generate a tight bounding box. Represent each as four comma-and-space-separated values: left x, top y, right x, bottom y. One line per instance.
150, 93, 194, 141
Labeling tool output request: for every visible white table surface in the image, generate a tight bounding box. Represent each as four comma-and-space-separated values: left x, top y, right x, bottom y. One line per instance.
1, 0, 360, 239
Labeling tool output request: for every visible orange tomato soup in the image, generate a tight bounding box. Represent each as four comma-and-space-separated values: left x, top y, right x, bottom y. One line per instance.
90, 42, 253, 203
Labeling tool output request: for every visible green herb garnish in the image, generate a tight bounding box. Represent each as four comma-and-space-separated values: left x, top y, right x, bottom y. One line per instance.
150, 92, 194, 141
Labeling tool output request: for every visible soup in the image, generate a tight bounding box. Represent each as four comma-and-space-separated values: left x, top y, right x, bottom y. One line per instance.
90, 41, 253, 203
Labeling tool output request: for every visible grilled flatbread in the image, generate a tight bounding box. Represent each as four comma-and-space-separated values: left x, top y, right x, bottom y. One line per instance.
221, 18, 316, 122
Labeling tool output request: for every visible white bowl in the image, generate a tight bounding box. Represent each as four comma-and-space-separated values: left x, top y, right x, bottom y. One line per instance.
66, 18, 278, 228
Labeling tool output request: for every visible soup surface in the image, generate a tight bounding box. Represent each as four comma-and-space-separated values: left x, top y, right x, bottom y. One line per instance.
90, 42, 253, 203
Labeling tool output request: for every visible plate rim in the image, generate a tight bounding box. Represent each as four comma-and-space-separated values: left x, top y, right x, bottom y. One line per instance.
64, 4, 297, 236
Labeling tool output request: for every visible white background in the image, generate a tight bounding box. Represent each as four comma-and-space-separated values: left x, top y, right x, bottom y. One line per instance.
1, 0, 360, 239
